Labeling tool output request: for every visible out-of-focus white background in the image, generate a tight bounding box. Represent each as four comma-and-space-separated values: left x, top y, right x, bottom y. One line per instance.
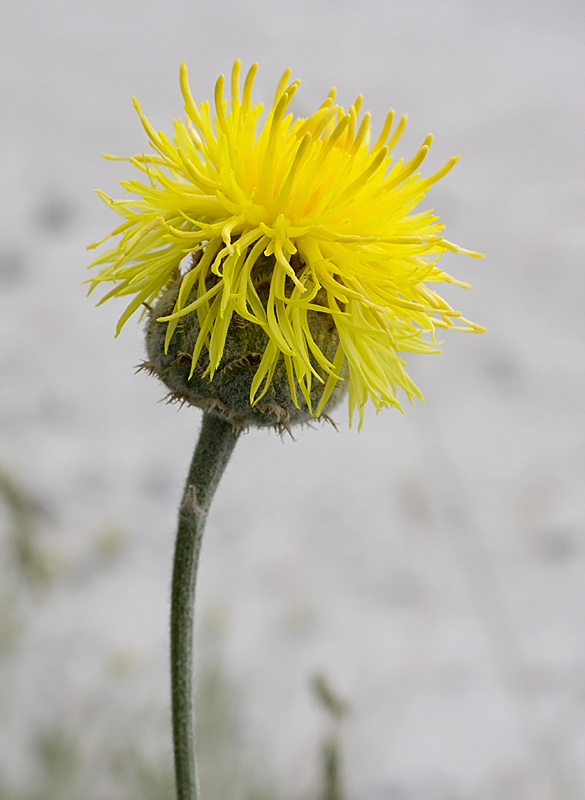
1, 1, 584, 798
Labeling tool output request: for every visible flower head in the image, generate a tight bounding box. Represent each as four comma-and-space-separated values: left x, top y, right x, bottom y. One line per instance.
88, 61, 484, 427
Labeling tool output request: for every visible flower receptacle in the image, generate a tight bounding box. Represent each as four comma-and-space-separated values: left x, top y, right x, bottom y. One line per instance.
144, 271, 348, 431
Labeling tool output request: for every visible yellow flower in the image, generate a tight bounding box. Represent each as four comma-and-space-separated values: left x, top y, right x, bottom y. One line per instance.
88, 61, 484, 427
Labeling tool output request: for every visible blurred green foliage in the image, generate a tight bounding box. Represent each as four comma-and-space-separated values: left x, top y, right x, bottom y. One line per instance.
0, 467, 347, 800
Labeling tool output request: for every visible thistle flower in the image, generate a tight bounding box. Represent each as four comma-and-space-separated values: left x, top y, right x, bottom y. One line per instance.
88, 61, 483, 427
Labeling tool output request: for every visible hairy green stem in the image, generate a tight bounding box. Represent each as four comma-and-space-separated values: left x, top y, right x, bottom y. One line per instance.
171, 412, 241, 800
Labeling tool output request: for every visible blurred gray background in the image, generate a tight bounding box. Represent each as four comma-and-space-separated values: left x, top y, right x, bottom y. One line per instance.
1, 1, 584, 798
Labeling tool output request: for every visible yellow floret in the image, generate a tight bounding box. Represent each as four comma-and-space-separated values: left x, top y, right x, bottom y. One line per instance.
88, 60, 484, 427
